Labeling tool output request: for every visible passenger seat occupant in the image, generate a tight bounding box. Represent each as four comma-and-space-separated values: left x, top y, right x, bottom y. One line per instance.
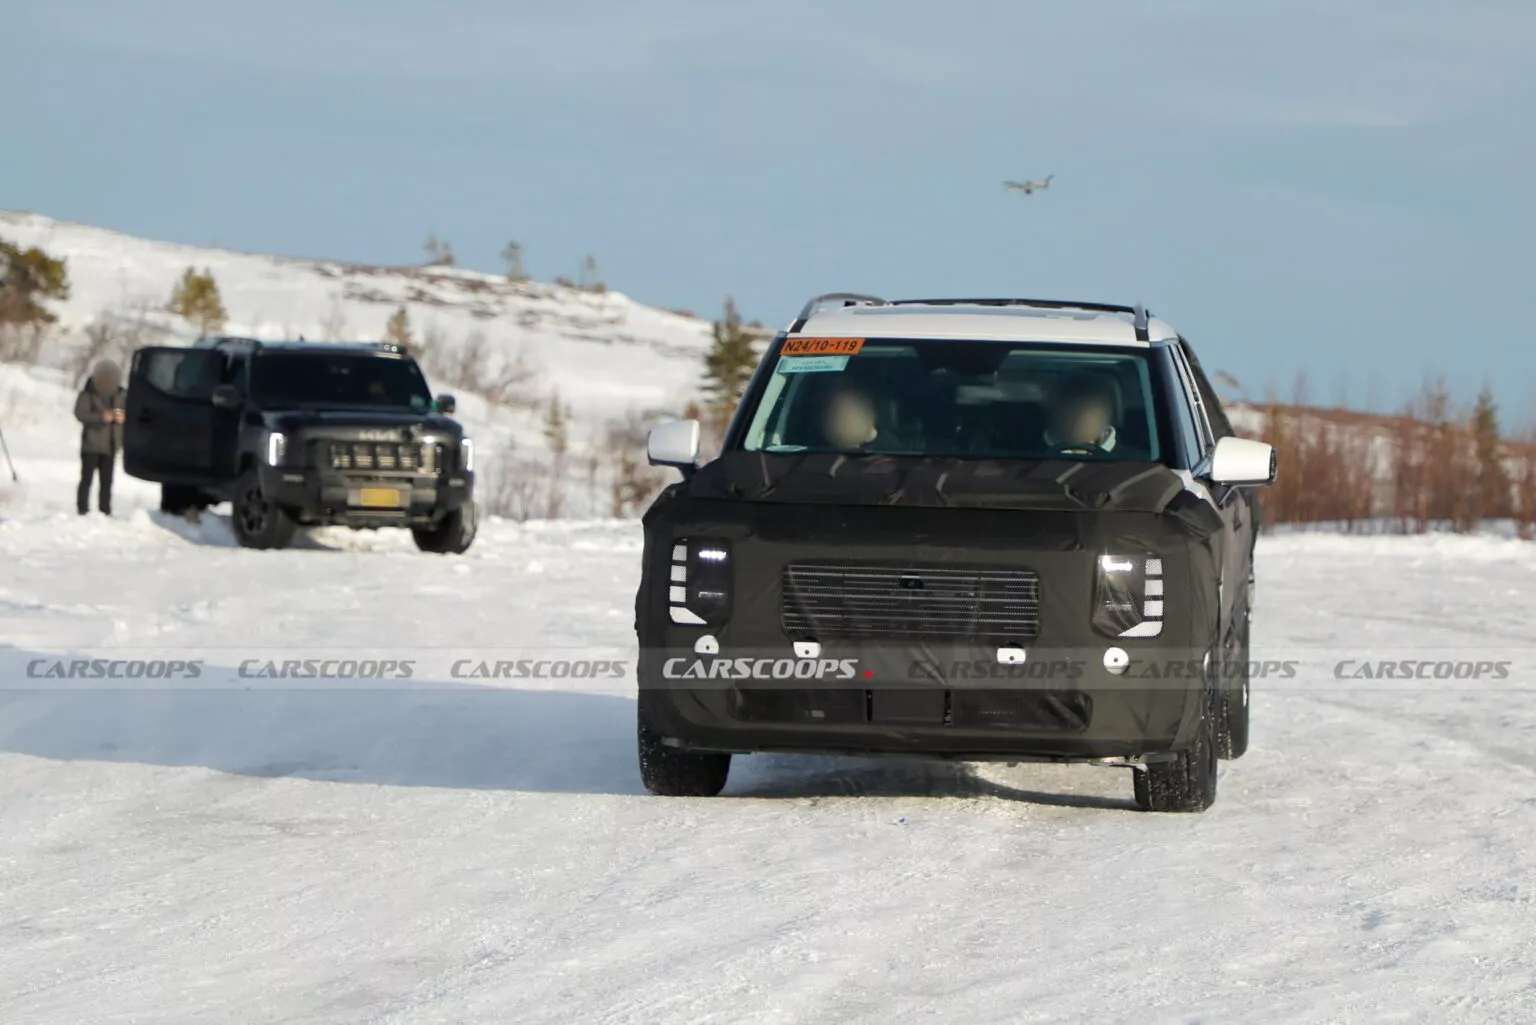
821, 385, 879, 450
1045, 374, 1118, 455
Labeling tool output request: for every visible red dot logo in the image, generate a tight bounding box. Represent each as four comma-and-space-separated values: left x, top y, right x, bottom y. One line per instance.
862, 668, 875, 679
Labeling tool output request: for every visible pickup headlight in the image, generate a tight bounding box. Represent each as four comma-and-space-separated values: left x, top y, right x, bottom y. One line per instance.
460, 437, 475, 472
266, 432, 287, 467
668, 539, 731, 626
1092, 554, 1164, 638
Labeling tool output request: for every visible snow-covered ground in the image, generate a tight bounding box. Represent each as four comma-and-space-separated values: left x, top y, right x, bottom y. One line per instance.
2, 510, 1534, 1022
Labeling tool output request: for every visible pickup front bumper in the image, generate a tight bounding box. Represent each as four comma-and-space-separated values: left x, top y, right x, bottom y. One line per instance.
258, 465, 474, 527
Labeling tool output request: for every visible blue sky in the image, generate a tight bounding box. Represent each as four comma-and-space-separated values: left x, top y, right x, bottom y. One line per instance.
4, 1, 1533, 414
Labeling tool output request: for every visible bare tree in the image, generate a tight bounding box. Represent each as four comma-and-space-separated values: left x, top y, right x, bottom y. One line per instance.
423, 235, 456, 268
1512, 431, 1536, 541
480, 440, 547, 522
605, 413, 666, 518
319, 300, 349, 342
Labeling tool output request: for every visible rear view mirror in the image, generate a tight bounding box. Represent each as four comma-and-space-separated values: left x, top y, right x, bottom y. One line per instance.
1209, 436, 1277, 487
647, 419, 701, 469
210, 384, 242, 410
435, 394, 457, 415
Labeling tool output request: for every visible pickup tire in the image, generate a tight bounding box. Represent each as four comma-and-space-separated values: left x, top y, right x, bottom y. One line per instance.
231, 469, 297, 550
1134, 687, 1219, 813
637, 697, 731, 797
412, 500, 477, 554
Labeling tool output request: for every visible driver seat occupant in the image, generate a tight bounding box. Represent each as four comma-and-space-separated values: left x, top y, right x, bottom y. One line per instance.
820, 385, 880, 450
1045, 374, 1118, 455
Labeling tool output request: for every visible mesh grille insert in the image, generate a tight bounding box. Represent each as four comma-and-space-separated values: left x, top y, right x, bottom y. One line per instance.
781, 562, 1041, 642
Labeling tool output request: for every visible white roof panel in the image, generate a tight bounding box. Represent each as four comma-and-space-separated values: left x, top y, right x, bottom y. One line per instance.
790, 302, 1178, 347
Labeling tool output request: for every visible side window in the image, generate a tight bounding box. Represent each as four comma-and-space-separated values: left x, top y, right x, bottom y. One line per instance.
1159, 347, 1205, 467
1169, 344, 1214, 462
139, 349, 224, 402
1179, 340, 1234, 440
226, 354, 249, 394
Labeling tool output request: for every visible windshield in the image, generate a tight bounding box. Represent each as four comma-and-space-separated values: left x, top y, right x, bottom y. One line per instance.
250, 352, 433, 411
741, 339, 1165, 462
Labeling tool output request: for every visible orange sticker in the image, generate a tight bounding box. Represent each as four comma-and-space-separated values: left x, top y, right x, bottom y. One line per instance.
782, 337, 865, 356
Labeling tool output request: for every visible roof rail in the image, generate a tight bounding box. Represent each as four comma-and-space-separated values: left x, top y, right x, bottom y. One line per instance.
789, 292, 886, 333
195, 335, 264, 350
888, 297, 1153, 341
1131, 305, 1150, 342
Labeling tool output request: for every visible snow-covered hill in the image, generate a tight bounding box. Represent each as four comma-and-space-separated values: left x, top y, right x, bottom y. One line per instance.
0, 209, 729, 517
1, 210, 716, 419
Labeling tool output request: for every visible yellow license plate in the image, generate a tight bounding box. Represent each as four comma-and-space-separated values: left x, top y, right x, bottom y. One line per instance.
358, 487, 405, 509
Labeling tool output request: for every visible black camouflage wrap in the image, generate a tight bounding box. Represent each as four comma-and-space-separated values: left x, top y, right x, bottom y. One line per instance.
636, 452, 1227, 761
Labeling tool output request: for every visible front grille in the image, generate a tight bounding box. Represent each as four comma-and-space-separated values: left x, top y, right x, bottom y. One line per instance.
326, 441, 444, 474
781, 562, 1042, 643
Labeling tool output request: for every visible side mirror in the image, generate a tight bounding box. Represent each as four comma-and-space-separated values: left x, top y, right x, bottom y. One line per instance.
1208, 436, 1277, 487
647, 419, 701, 469
210, 384, 242, 410
434, 393, 457, 416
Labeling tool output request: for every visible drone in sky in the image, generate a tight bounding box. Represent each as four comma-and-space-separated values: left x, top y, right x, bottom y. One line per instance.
1003, 175, 1055, 196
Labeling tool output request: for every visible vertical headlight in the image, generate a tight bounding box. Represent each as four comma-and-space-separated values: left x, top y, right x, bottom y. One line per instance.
460, 437, 475, 472
266, 432, 287, 467
668, 539, 732, 626
1092, 554, 1164, 638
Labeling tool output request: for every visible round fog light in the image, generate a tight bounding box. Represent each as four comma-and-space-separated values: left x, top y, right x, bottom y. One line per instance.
1104, 647, 1130, 676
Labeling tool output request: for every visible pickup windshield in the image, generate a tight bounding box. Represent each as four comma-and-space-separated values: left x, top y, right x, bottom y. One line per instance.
741, 339, 1166, 462
251, 353, 434, 411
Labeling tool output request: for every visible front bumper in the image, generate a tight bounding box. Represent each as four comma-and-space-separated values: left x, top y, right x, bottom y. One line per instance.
637, 639, 1211, 762
258, 465, 474, 527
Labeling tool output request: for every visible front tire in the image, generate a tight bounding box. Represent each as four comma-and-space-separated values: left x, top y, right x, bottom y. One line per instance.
231, 469, 296, 550
412, 501, 477, 554
637, 699, 731, 797
1134, 688, 1219, 813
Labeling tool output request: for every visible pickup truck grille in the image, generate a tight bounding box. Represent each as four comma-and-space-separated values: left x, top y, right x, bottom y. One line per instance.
326, 441, 445, 474
781, 562, 1042, 643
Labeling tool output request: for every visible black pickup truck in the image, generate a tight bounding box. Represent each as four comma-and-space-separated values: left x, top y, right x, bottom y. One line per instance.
123, 337, 476, 552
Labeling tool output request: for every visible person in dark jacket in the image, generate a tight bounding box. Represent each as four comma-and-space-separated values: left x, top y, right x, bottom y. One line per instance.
75, 359, 126, 515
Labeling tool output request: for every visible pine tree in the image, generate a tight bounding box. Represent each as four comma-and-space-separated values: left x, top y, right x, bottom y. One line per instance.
385, 306, 413, 349
700, 297, 756, 434
582, 254, 604, 293
1472, 386, 1511, 521
0, 239, 70, 329
500, 241, 527, 282
543, 391, 570, 457
542, 390, 572, 518
168, 267, 227, 334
